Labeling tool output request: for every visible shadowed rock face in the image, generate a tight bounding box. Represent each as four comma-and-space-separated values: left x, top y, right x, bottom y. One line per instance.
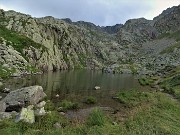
0, 5, 179, 74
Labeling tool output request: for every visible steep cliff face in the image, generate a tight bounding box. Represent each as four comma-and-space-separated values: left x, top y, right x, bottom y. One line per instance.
0, 9, 126, 72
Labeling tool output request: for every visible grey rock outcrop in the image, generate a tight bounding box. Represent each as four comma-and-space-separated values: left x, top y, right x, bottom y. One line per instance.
0, 5, 179, 74
2, 86, 46, 111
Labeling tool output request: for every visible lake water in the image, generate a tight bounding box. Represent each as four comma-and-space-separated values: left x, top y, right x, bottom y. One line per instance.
4, 70, 142, 108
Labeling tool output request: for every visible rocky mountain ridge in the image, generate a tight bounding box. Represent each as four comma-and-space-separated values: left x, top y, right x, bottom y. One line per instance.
0, 5, 179, 77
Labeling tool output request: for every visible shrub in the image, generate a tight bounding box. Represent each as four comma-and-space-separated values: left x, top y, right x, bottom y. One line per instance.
84, 96, 97, 104
87, 108, 106, 126
58, 100, 79, 111
44, 100, 55, 111
138, 77, 154, 86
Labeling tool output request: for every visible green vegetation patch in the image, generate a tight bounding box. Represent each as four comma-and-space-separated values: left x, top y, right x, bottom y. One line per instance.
115, 90, 151, 107
84, 96, 97, 104
138, 77, 155, 86
0, 91, 180, 135
0, 25, 47, 60
160, 74, 180, 100
25, 65, 40, 73
160, 41, 180, 54
58, 100, 79, 111
158, 30, 180, 41
124, 92, 180, 135
87, 108, 107, 127
0, 65, 16, 79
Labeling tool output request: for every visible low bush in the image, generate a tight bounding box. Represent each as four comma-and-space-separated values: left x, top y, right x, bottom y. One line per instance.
87, 108, 106, 126
84, 96, 97, 104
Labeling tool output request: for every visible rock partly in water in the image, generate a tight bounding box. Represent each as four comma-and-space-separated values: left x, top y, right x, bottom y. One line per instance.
55, 94, 60, 98
0, 101, 6, 112
15, 105, 35, 123
2, 86, 46, 111
94, 86, 101, 90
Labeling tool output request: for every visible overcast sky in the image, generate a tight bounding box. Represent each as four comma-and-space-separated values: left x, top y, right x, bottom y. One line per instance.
0, 0, 179, 26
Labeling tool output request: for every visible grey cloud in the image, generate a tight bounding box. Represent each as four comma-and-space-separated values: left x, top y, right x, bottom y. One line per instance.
1, 0, 154, 26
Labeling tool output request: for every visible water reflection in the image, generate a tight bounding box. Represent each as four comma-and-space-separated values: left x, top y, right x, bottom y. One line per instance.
5, 70, 141, 107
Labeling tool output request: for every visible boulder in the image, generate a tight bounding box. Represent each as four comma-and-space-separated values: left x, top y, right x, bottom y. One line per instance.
15, 105, 35, 123
0, 112, 12, 120
0, 101, 6, 112
94, 86, 100, 90
2, 86, 46, 111
53, 122, 62, 129
34, 107, 46, 116
55, 94, 59, 98
36, 101, 46, 108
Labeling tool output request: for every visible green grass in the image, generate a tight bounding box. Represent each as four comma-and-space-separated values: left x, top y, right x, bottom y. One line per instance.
0, 25, 47, 60
0, 65, 16, 79
138, 77, 155, 86
84, 96, 97, 104
87, 108, 107, 127
0, 90, 180, 135
158, 30, 180, 41
58, 100, 79, 111
115, 90, 151, 107
160, 74, 180, 100
124, 92, 180, 135
160, 41, 180, 54
44, 100, 56, 111
25, 65, 40, 73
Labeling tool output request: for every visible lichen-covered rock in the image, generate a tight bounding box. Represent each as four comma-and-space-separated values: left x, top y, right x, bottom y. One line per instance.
15, 106, 35, 123
2, 86, 46, 111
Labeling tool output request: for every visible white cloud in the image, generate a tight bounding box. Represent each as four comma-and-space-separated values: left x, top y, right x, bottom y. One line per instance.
0, 4, 10, 11
144, 0, 180, 19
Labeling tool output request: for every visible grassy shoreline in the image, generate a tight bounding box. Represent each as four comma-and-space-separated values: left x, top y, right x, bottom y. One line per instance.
0, 67, 180, 135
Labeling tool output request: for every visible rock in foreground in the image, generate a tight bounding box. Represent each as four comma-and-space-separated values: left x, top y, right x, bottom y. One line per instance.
15, 105, 35, 123
2, 86, 46, 111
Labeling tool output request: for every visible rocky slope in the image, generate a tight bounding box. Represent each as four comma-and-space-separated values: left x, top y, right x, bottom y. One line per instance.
0, 5, 179, 77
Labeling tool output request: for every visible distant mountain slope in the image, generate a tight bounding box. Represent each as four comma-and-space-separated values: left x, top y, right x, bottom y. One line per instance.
0, 5, 179, 76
